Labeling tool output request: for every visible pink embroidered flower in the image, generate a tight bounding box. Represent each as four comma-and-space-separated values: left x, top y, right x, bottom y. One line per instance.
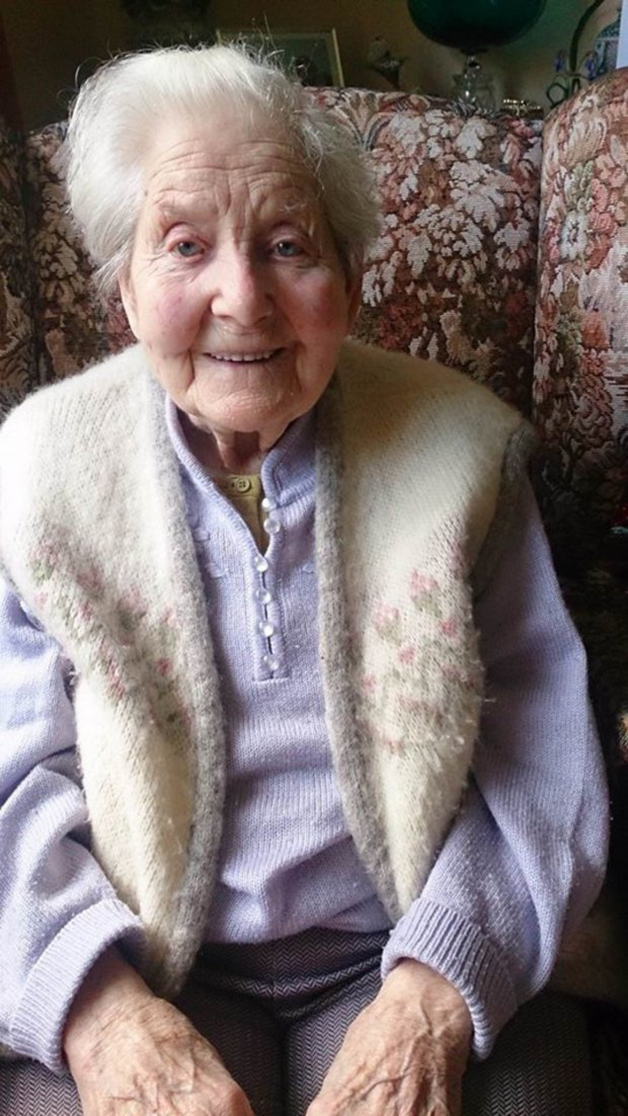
382, 735, 405, 755
374, 603, 400, 636
439, 616, 459, 639
155, 658, 172, 677
361, 674, 377, 696
77, 565, 104, 596
398, 644, 416, 664
104, 657, 127, 700
119, 586, 149, 618
410, 570, 438, 598
79, 599, 94, 622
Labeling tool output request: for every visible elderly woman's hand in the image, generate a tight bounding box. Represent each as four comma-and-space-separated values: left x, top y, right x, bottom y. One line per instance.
307, 960, 472, 1116
63, 947, 254, 1116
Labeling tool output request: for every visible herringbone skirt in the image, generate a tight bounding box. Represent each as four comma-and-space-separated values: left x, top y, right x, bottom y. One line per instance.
1, 928, 592, 1115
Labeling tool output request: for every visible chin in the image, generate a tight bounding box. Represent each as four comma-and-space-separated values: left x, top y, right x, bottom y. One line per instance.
204, 398, 296, 433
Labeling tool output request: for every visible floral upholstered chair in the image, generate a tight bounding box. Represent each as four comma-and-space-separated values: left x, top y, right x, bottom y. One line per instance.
0, 71, 627, 1113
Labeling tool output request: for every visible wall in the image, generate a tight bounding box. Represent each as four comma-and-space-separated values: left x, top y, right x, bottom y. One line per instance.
2, 0, 133, 129
1, 0, 619, 130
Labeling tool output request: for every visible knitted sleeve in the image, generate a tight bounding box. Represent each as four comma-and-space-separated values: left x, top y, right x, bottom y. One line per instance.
380, 478, 608, 1058
0, 579, 145, 1073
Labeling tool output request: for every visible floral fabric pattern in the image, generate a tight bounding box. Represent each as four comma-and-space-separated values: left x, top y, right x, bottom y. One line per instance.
23, 122, 134, 390
315, 89, 542, 415
0, 123, 38, 416
534, 71, 628, 561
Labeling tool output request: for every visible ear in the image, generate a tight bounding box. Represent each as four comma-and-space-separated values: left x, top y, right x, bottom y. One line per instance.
118, 271, 140, 339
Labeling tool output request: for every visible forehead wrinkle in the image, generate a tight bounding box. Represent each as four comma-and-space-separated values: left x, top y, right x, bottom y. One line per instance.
143, 126, 317, 193
148, 160, 315, 196
147, 165, 317, 230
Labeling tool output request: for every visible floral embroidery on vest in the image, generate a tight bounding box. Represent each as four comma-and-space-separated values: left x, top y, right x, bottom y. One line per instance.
357, 546, 483, 756
28, 526, 189, 741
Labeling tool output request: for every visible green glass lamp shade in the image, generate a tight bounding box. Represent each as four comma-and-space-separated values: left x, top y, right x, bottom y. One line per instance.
407, 0, 546, 54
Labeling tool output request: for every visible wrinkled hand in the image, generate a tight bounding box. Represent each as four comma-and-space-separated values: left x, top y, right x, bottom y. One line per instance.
63, 947, 253, 1116
307, 960, 472, 1116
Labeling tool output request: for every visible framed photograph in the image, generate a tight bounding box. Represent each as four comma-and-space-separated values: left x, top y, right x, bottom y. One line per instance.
215, 29, 344, 87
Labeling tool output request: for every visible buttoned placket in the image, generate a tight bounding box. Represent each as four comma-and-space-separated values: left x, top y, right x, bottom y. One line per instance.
167, 400, 316, 685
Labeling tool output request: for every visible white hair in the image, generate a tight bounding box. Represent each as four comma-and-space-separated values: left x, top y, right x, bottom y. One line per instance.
63, 45, 381, 292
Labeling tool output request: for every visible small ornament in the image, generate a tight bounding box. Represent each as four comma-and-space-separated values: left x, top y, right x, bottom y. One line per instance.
593, 7, 621, 77
546, 0, 609, 107
367, 37, 408, 90
452, 56, 495, 111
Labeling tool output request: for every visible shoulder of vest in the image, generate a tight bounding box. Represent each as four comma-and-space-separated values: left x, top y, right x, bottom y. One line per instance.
336, 339, 526, 451
338, 339, 518, 416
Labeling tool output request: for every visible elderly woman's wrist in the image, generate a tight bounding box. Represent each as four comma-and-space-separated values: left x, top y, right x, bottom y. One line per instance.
384, 958, 472, 1048
62, 944, 154, 1069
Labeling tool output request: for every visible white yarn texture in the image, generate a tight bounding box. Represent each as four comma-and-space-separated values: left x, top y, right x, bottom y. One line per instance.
0, 340, 529, 991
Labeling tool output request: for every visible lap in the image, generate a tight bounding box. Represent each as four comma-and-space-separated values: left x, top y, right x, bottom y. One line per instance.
174, 978, 282, 1116
0, 931, 593, 1116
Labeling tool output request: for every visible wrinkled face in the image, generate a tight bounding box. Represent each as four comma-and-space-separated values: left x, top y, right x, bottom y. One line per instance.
119, 109, 361, 448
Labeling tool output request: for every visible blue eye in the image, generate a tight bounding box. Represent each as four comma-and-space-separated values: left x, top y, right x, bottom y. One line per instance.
274, 240, 302, 258
175, 240, 202, 258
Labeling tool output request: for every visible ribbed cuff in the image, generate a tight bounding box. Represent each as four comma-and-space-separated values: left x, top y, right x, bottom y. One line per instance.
381, 898, 517, 1059
10, 898, 145, 1074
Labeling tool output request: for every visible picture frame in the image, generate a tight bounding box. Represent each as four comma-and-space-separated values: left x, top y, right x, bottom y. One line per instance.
215, 29, 345, 88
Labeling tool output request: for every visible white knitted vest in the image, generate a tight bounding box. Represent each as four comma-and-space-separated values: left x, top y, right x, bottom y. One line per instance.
0, 340, 530, 994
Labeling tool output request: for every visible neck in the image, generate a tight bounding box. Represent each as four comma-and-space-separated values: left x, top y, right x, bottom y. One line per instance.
182, 416, 269, 475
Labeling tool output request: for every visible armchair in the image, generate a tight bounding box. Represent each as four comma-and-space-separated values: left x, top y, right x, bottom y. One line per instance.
0, 70, 626, 1112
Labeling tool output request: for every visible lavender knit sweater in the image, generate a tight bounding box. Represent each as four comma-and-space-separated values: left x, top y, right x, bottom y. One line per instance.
0, 400, 608, 1072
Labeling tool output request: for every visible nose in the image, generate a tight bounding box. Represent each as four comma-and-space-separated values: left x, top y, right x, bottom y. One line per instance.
208, 246, 273, 327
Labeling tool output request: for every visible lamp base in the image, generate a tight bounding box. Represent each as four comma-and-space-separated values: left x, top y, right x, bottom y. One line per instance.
452, 55, 495, 111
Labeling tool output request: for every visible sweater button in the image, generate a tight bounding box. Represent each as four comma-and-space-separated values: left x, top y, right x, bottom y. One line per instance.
232, 476, 252, 493
263, 515, 281, 535
263, 652, 281, 672
255, 587, 272, 605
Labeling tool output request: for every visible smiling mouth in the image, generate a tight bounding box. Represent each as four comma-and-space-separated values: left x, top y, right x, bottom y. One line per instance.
206, 348, 284, 364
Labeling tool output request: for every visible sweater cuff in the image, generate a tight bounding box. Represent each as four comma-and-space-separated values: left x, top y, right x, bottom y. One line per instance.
10, 898, 145, 1074
381, 898, 518, 1059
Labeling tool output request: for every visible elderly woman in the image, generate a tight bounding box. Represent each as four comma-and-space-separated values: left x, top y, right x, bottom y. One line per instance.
0, 46, 607, 1116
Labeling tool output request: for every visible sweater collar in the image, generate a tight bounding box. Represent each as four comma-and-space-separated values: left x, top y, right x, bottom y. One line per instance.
164, 395, 317, 509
